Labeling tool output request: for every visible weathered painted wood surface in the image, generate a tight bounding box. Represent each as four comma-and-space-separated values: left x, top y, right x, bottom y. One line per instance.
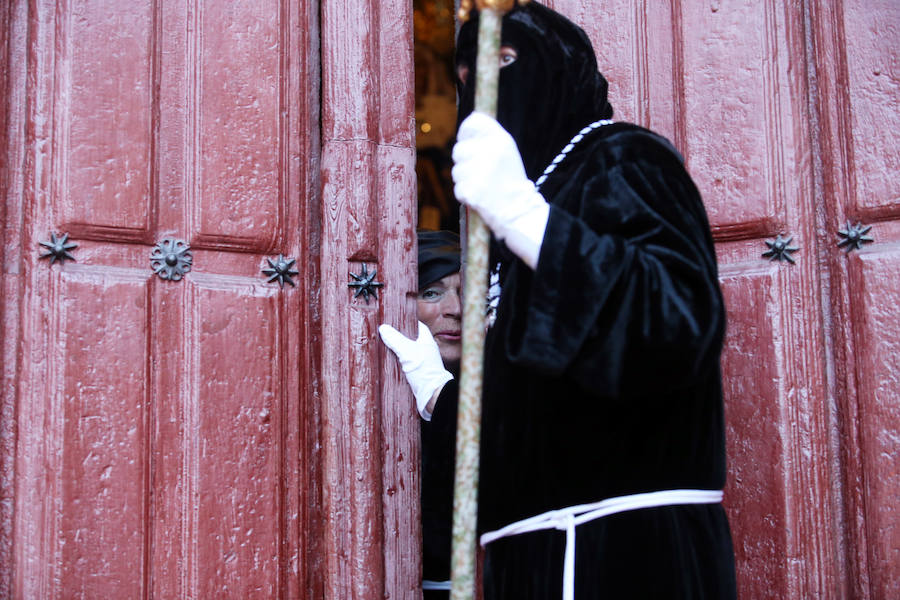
318, 0, 419, 596
3, 0, 332, 597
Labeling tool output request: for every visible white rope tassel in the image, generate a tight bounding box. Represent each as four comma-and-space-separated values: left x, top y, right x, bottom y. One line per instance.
480, 489, 724, 600
563, 513, 577, 600
423, 580, 452, 591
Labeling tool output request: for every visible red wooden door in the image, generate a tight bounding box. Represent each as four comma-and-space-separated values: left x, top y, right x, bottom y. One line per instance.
2, 0, 421, 597
316, 0, 420, 597
3, 0, 315, 596
547, 0, 899, 597
813, 1, 900, 595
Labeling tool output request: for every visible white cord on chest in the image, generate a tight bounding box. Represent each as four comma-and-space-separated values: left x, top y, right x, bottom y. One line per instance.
534, 119, 614, 190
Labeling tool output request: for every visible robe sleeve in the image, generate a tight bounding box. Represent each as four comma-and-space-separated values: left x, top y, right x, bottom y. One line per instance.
502, 133, 725, 399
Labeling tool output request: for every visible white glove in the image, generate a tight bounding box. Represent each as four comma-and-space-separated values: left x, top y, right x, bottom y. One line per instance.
379, 321, 453, 421
452, 112, 550, 270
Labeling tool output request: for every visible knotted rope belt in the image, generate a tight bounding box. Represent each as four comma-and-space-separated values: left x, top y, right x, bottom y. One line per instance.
479, 488, 724, 600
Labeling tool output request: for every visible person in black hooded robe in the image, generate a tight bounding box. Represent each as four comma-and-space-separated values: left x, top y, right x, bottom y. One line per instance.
450, 3, 737, 598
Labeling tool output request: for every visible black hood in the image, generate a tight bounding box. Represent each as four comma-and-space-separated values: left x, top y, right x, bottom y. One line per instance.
456, 2, 614, 180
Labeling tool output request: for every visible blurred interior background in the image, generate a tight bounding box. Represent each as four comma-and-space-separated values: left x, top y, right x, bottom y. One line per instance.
414, 0, 459, 232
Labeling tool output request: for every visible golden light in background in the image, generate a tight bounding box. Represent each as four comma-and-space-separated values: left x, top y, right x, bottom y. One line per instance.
414, 0, 458, 231
458, 0, 531, 21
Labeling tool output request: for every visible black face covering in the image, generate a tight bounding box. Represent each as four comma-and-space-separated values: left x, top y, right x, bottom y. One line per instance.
456, 2, 614, 181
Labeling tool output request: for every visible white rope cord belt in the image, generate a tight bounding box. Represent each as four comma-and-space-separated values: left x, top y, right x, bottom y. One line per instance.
480, 488, 723, 600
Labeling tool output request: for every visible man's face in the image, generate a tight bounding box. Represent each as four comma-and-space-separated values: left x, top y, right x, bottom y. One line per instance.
417, 271, 462, 367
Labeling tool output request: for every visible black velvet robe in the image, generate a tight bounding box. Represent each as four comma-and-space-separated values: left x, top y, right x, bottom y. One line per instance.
455, 4, 737, 597
478, 123, 736, 599
421, 379, 458, 600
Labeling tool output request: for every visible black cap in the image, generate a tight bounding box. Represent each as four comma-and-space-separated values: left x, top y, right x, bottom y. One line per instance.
418, 230, 461, 290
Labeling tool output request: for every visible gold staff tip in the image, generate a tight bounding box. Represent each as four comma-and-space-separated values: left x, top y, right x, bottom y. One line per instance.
458, 0, 531, 22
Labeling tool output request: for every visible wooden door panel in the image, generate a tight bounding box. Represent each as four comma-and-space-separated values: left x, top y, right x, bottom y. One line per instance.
11, 265, 153, 597
719, 266, 791, 594
1, 0, 25, 592
190, 278, 288, 597
318, 0, 419, 591
193, 0, 285, 251
572, 0, 829, 595
147, 276, 302, 599
847, 249, 900, 594
12, 0, 310, 596
11, 264, 158, 598
57, 267, 151, 598
842, 0, 900, 218
813, 0, 900, 595
679, 0, 788, 234
62, 0, 156, 236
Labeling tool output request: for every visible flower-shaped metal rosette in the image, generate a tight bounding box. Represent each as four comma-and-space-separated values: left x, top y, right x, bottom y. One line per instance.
262, 254, 299, 288
150, 238, 192, 281
38, 232, 78, 265
348, 263, 383, 304
837, 221, 874, 252
762, 234, 799, 264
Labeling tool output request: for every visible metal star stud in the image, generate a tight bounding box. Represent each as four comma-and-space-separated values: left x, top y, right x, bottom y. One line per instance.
762, 234, 799, 264
38, 232, 78, 265
348, 263, 383, 304
837, 221, 874, 252
262, 254, 299, 288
